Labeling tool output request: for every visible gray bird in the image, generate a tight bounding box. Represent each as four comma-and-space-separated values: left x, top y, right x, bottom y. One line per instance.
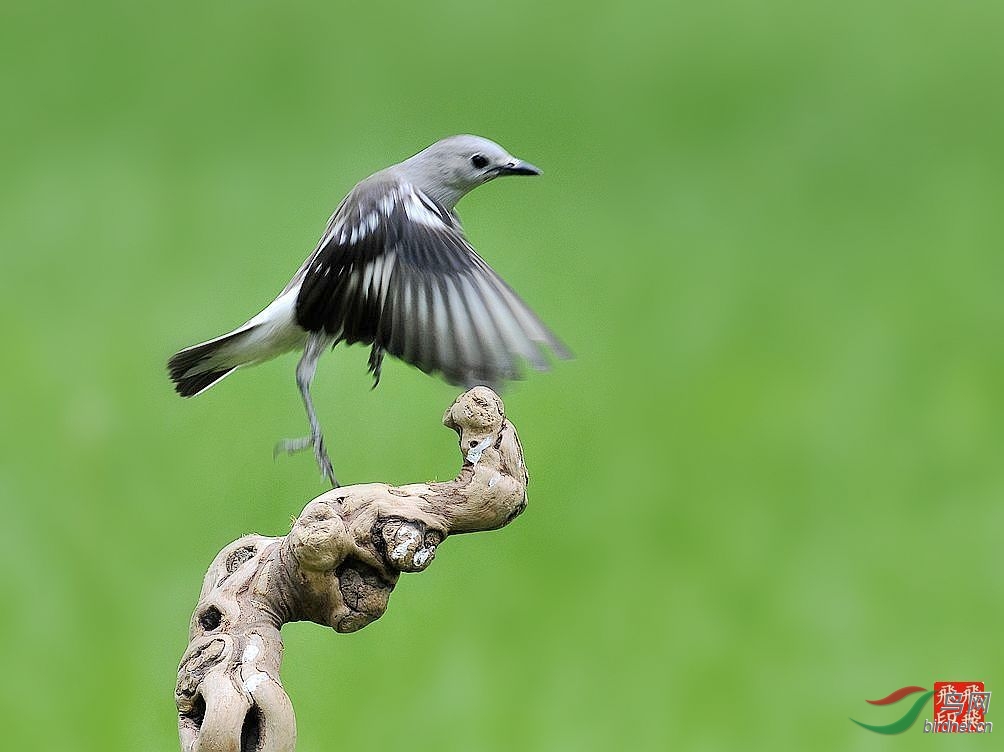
168, 135, 568, 486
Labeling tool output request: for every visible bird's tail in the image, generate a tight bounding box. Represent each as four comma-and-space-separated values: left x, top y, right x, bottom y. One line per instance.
169, 288, 307, 397
168, 326, 260, 397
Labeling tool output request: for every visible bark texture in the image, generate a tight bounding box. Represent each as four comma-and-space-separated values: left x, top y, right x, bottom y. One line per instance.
176, 387, 528, 752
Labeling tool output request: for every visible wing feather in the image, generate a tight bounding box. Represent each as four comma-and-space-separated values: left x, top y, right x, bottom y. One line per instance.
294, 178, 567, 386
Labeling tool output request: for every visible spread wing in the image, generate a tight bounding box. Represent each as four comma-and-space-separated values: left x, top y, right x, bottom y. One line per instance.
294, 179, 569, 386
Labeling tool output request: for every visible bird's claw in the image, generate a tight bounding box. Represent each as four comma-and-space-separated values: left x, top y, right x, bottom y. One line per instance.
274, 436, 312, 457
314, 436, 338, 488
274, 434, 340, 488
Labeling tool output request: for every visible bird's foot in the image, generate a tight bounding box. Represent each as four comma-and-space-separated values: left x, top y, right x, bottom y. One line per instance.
274, 436, 312, 455
274, 433, 339, 487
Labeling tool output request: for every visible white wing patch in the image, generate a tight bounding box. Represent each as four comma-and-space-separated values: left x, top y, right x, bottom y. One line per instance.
380, 192, 396, 217
401, 184, 448, 229
350, 211, 381, 244
362, 253, 380, 295
318, 218, 344, 250
378, 250, 397, 306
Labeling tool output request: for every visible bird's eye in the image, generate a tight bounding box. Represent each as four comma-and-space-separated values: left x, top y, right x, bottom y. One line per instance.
470, 154, 489, 169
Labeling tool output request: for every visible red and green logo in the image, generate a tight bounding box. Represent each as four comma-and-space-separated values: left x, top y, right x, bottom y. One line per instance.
851, 683, 991, 734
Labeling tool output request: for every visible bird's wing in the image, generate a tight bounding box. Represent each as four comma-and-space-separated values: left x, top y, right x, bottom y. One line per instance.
294, 179, 568, 386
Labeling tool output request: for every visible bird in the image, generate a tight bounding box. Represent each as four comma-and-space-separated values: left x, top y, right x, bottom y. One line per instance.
167, 135, 568, 487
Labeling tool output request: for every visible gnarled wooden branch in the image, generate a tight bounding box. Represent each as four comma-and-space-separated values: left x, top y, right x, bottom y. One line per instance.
176, 387, 528, 752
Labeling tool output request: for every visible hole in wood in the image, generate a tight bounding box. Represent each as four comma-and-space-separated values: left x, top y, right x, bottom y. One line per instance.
181, 693, 206, 730
240, 704, 262, 752
199, 606, 222, 631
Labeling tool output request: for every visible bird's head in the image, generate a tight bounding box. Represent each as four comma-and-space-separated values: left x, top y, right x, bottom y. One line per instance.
399, 134, 541, 208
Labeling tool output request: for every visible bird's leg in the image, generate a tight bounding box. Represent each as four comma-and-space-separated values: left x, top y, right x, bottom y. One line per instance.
275, 333, 338, 487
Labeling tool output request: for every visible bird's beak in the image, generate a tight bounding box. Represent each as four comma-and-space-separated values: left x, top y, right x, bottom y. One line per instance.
497, 159, 542, 176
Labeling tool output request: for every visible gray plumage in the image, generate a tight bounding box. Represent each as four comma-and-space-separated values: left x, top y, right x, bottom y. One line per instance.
168, 135, 568, 485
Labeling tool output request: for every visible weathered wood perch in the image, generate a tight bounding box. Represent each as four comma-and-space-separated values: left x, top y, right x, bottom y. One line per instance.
175, 387, 528, 752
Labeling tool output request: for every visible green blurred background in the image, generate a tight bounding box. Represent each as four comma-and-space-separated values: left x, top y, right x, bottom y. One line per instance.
1, 1, 1002, 749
